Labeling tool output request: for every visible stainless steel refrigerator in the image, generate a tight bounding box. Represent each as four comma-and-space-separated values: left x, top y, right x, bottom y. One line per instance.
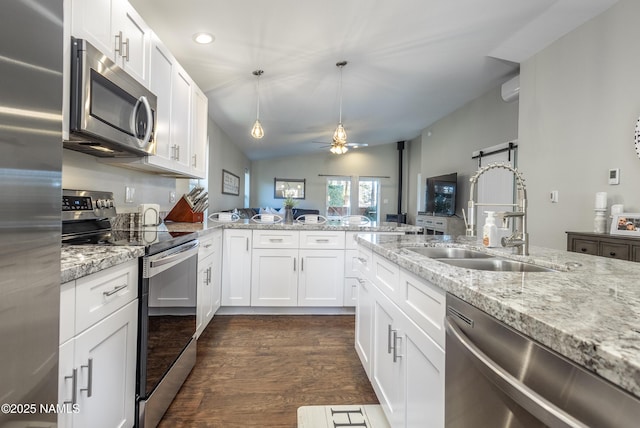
0, 1, 63, 426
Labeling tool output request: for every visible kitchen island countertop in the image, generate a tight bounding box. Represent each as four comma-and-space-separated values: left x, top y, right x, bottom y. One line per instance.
356, 233, 640, 399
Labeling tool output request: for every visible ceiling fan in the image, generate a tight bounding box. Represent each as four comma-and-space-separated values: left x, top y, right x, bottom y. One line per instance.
312, 141, 369, 150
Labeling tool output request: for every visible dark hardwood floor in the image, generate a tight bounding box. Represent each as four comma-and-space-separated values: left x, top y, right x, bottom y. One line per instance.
158, 315, 378, 428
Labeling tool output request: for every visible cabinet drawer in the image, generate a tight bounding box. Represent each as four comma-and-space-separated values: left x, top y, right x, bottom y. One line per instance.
372, 253, 400, 297
399, 270, 446, 348
571, 238, 598, 255
356, 245, 373, 279
198, 234, 216, 261
75, 259, 138, 334
345, 249, 360, 277
633, 246, 640, 263
253, 230, 299, 248
599, 242, 629, 260
299, 231, 345, 249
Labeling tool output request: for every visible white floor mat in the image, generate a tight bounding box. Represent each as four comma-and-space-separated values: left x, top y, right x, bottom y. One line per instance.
297, 405, 390, 428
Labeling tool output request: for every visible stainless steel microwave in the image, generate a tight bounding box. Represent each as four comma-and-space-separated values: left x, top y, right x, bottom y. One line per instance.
65, 38, 157, 157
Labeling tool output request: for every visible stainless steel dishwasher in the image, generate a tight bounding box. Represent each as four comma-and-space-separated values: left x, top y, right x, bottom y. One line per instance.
445, 293, 640, 428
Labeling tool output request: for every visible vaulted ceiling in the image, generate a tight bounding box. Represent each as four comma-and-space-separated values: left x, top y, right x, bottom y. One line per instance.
130, 0, 618, 160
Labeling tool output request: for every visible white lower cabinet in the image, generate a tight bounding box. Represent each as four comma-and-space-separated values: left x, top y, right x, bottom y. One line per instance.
196, 230, 222, 337
357, 244, 445, 428
298, 249, 344, 306
58, 260, 138, 428
221, 229, 252, 306
251, 249, 299, 306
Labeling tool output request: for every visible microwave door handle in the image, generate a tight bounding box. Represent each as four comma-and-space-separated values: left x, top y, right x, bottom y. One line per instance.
132, 96, 153, 146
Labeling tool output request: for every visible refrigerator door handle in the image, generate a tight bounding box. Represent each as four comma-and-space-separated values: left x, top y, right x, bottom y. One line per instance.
445, 316, 587, 428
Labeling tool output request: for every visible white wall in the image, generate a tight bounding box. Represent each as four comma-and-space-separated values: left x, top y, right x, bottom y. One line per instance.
62, 149, 190, 214
250, 143, 401, 219
519, 0, 640, 249
418, 86, 520, 219
207, 117, 251, 212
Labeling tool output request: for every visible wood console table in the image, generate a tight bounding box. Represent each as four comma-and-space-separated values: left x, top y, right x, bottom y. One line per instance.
566, 231, 640, 262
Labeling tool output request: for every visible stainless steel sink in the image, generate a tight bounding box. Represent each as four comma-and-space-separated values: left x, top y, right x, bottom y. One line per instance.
407, 247, 493, 259
438, 258, 557, 272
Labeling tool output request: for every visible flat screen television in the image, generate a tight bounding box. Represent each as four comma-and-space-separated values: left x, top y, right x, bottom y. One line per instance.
425, 172, 457, 216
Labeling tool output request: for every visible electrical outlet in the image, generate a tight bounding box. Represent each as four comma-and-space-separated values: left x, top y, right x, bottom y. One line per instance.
549, 190, 559, 203
170, 191, 176, 203
125, 186, 135, 203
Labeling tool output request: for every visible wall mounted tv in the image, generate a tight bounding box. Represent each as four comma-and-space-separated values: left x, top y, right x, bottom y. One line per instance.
425, 172, 457, 216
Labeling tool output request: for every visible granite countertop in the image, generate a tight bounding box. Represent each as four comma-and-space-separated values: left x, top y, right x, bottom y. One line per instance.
164, 219, 423, 233
356, 233, 640, 399
61, 244, 144, 283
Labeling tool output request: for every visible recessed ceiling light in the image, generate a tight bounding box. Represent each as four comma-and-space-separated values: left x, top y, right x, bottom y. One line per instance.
193, 33, 214, 44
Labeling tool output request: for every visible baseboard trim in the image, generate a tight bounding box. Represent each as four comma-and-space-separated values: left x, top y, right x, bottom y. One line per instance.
216, 306, 356, 316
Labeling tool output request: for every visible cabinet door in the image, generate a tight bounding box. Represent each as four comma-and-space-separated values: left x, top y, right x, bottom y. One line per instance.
251, 249, 298, 306
170, 65, 192, 171
58, 340, 76, 428
400, 314, 445, 428
191, 85, 208, 178
73, 300, 137, 428
210, 231, 223, 316
196, 254, 214, 338
371, 290, 403, 427
112, 0, 150, 86
344, 277, 358, 307
355, 277, 374, 378
222, 230, 252, 306
70, 0, 115, 59
148, 36, 174, 164
298, 249, 344, 306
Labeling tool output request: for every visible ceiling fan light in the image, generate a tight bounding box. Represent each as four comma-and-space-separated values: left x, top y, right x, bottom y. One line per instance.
251, 119, 264, 139
333, 123, 347, 144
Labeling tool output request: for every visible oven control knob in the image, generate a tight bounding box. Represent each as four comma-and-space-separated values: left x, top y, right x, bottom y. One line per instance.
107, 199, 114, 208
96, 199, 106, 209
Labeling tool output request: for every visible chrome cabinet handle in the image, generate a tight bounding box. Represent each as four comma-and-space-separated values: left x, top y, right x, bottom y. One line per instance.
114, 31, 123, 55
176, 145, 180, 161
64, 368, 77, 405
192, 154, 197, 168
207, 266, 212, 285
293, 258, 296, 271
80, 358, 93, 398
357, 257, 367, 264
387, 324, 393, 354
301, 258, 304, 271
315, 239, 330, 243
103, 283, 127, 297
123, 37, 130, 61
357, 278, 365, 285
392, 331, 402, 363
269, 238, 284, 242
246, 237, 249, 251
445, 317, 587, 428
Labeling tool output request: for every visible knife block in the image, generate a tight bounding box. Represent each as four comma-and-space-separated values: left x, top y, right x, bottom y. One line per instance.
165, 196, 204, 223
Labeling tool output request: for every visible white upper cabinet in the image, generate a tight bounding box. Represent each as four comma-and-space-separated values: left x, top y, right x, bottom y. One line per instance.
191, 85, 209, 178
70, 0, 150, 87
170, 64, 193, 172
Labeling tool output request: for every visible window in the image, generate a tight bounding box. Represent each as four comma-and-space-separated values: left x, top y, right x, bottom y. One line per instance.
358, 177, 380, 222
326, 177, 351, 219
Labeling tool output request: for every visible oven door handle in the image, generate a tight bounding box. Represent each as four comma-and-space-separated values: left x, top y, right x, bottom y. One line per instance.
445, 316, 587, 428
149, 241, 199, 269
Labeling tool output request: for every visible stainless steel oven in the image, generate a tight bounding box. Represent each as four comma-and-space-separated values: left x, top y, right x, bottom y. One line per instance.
138, 239, 199, 428
66, 37, 157, 157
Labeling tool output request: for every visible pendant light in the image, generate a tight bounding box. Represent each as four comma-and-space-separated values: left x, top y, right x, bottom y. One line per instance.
332, 61, 348, 152
251, 69, 264, 139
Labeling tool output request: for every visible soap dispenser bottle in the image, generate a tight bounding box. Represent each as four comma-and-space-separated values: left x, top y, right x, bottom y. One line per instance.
483, 211, 498, 247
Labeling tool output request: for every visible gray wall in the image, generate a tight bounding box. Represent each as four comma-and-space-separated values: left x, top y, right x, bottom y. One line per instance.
250, 143, 401, 219
519, 0, 640, 249
417, 86, 520, 220
207, 117, 251, 212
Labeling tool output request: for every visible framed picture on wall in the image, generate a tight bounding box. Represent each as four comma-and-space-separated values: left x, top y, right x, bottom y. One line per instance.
610, 213, 640, 236
222, 169, 240, 196
274, 178, 305, 199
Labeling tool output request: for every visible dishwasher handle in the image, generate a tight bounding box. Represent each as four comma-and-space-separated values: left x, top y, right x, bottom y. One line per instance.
445, 316, 588, 428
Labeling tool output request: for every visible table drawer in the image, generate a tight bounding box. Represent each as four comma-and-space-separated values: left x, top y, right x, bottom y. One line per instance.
571, 238, 598, 255
253, 230, 299, 248
75, 259, 138, 334
599, 242, 629, 260
299, 231, 345, 249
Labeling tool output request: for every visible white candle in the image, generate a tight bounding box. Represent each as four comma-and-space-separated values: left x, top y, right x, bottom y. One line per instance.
595, 192, 607, 209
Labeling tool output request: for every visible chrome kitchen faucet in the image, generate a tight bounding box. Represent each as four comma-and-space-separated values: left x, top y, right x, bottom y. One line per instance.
465, 162, 529, 256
